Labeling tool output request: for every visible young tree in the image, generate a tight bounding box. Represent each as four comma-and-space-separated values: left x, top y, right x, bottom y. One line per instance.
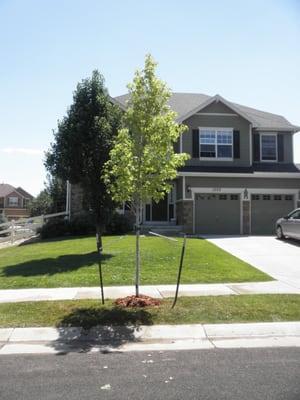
104, 55, 189, 297
45, 71, 122, 248
29, 175, 66, 217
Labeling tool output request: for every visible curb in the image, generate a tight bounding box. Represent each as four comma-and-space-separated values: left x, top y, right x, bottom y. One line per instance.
1, 322, 300, 354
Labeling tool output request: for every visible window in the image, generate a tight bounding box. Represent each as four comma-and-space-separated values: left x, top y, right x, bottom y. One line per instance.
274, 195, 282, 201
230, 194, 239, 201
261, 134, 277, 161
285, 195, 293, 201
290, 210, 300, 220
199, 128, 233, 160
219, 194, 227, 200
8, 196, 18, 207
263, 195, 271, 201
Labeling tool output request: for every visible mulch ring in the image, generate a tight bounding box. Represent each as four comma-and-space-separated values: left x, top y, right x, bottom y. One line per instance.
115, 294, 161, 308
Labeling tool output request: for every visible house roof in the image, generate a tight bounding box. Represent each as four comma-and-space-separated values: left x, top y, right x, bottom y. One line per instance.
0, 184, 16, 197
114, 92, 300, 132
15, 187, 34, 199
0, 183, 33, 198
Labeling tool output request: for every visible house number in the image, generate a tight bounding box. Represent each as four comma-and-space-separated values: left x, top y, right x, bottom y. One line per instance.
212, 187, 222, 192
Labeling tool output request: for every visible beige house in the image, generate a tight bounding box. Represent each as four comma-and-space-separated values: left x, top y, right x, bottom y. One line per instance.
0, 184, 33, 220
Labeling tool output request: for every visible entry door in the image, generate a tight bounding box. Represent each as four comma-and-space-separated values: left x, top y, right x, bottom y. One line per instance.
151, 196, 168, 221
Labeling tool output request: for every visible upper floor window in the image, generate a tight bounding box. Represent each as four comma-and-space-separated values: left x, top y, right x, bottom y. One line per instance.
199, 128, 233, 160
260, 133, 277, 162
8, 196, 19, 207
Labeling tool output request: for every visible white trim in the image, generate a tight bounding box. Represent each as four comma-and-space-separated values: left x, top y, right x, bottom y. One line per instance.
255, 127, 300, 133
195, 112, 238, 117
183, 176, 186, 200
260, 132, 278, 162
199, 127, 233, 161
179, 133, 183, 153
249, 123, 253, 166
178, 172, 300, 179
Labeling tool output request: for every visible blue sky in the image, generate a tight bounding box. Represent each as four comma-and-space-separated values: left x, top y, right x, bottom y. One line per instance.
0, 0, 299, 195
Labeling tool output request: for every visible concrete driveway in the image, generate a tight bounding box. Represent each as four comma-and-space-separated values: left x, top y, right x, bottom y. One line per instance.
205, 236, 300, 291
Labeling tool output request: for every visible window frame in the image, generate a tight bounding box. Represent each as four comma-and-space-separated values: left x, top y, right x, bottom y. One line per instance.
260, 132, 278, 162
8, 196, 19, 207
199, 127, 234, 161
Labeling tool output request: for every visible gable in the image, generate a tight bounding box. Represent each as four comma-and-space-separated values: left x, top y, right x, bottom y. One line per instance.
199, 101, 242, 116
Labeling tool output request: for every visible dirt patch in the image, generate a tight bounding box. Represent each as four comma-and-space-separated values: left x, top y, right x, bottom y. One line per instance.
115, 294, 161, 308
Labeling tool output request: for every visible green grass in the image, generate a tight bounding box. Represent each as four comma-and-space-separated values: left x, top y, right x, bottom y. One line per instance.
0, 295, 299, 328
0, 235, 271, 289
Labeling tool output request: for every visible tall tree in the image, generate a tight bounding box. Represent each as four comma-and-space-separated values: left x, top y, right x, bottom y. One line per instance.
104, 55, 189, 296
45, 71, 122, 247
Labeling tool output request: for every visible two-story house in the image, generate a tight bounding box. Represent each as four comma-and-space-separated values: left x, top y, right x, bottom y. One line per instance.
0, 184, 33, 220
115, 93, 300, 235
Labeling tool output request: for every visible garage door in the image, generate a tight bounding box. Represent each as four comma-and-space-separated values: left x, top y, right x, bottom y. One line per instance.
251, 194, 294, 235
195, 193, 240, 234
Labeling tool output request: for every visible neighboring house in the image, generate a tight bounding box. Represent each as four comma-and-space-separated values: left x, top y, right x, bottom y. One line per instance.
114, 93, 300, 235
0, 184, 34, 220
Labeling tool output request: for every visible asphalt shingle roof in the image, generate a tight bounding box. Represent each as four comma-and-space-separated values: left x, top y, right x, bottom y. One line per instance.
0, 184, 33, 198
0, 184, 16, 197
114, 92, 299, 131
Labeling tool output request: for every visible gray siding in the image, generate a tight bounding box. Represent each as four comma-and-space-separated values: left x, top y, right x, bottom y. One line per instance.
175, 178, 183, 200
283, 132, 293, 163
184, 177, 300, 199
176, 101, 295, 167
252, 131, 294, 164
181, 102, 251, 167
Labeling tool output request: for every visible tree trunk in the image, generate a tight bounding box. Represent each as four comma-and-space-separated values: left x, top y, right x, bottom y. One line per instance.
96, 223, 103, 253
135, 203, 141, 297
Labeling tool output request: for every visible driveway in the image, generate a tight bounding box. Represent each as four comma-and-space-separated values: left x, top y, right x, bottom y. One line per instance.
205, 236, 300, 290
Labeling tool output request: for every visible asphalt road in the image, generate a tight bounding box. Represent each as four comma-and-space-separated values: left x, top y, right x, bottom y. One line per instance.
0, 348, 299, 400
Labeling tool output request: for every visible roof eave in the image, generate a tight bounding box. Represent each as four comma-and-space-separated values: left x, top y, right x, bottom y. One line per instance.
177, 94, 256, 125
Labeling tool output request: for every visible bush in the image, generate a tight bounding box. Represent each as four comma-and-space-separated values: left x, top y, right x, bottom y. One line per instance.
105, 212, 133, 235
39, 218, 68, 239
39, 212, 132, 239
68, 213, 95, 235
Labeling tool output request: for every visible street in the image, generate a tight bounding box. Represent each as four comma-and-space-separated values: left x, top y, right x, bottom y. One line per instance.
0, 348, 299, 400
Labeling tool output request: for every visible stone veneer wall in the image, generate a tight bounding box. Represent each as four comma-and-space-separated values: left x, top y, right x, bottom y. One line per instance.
176, 200, 193, 233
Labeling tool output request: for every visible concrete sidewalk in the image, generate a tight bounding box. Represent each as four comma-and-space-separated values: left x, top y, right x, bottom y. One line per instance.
1, 322, 300, 354
0, 280, 300, 304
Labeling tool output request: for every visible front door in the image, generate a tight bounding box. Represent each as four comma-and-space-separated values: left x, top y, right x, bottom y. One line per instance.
151, 196, 168, 221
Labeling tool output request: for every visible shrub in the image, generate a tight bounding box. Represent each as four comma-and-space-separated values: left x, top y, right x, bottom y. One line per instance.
39, 218, 68, 239
68, 213, 95, 235
39, 212, 132, 239
105, 212, 133, 235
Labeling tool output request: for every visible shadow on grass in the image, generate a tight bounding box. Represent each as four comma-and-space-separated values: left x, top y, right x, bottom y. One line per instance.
51, 306, 154, 355
1, 252, 113, 277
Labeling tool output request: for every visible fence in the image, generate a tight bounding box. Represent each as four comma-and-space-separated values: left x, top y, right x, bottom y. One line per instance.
0, 211, 69, 245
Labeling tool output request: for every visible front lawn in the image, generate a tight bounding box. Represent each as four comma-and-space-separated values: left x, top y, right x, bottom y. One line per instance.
0, 235, 271, 289
0, 295, 299, 328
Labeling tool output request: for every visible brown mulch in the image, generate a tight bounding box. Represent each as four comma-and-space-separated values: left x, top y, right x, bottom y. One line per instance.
115, 294, 162, 308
